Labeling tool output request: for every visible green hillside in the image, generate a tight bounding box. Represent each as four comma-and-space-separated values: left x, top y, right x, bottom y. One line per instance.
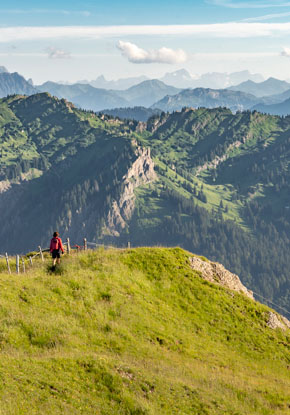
0, 92, 136, 178
1, 94, 290, 312
0, 247, 289, 415
128, 108, 290, 310
0, 93, 140, 251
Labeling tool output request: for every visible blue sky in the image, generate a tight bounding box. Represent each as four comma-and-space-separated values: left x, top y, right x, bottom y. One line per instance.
1, 0, 290, 83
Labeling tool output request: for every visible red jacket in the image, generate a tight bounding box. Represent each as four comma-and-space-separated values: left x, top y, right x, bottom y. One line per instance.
50, 237, 64, 253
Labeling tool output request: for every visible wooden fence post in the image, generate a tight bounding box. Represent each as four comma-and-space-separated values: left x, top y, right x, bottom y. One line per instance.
66, 238, 71, 255
5, 253, 11, 274
16, 255, 20, 274
38, 246, 44, 262
128, 242, 131, 249
21, 257, 25, 273
83, 238, 87, 251
29, 256, 33, 267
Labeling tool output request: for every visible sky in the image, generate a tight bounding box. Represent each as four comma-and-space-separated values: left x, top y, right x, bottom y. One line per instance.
1, 0, 290, 83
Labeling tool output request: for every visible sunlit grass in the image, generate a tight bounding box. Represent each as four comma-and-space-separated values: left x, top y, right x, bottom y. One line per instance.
0, 247, 289, 414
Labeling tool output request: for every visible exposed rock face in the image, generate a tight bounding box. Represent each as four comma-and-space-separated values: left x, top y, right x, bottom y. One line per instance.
190, 256, 290, 331
267, 312, 290, 331
281, 316, 290, 329
189, 256, 254, 299
105, 147, 157, 236
147, 115, 169, 133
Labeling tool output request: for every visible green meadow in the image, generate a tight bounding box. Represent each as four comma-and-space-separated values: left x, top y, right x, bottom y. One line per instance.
0, 247, 289, 414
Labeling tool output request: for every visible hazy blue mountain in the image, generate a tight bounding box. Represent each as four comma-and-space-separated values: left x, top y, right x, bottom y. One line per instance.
159, 69, 196, 88
38, 79, 179, 111
0, 72, 38, 97
74, 70, 264, 91
117, 80, 180, 107
252, 97, 290, 115
191, 70, 264, 89
228, 77, 290, 97
79, 74, 149, 90
256, 88, 290, 105
0, 66, 8, 73
151, 87, 259, 112
225, 70, 264, 85
37, 81, 130, 111
159, 69, 264, 89
100, 106, 162, 122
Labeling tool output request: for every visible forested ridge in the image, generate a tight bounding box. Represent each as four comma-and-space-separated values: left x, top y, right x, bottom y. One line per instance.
0, 93, 290, 311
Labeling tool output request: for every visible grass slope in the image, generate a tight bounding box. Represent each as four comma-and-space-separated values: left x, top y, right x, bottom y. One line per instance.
0, 247, 289, 415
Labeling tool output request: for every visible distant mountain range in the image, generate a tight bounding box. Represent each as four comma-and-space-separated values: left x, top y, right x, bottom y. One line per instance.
189, 70, 264, 90
151, 88, 260, 112
117, 80, 179, 107
80, 74, 149, 90
76, 69, 264, 90
228, 77, 290, 97
37, 82, 129, 112
3, 67, 290, 116
37, 79, 180, 111
253, 97, 290, 116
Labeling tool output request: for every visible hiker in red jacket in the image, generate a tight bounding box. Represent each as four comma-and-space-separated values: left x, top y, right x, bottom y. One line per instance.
50, 231, 64, 266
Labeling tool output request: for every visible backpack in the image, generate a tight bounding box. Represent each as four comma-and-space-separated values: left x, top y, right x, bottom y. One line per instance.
51, 237, 60, 250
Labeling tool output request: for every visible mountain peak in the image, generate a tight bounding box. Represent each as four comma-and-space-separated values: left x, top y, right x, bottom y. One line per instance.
0, 71, 38, 98
264, 77, 289, 85
128, 79, 170, 90
95, 74, 106, 82
160, 69, 195, 88
229, 76, 290, 97
0, 66, 8, 74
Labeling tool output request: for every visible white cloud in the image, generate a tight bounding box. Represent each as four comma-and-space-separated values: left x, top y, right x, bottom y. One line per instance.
1, 23, 290, 43
243, 11, 290, 21
117, 41, 187, 64
46, 47, 71, 59
209, 0, 290, 8
281, 47, 290, 57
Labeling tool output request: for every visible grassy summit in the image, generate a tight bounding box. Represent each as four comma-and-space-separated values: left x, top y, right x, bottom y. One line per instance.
0, 247, 289, 414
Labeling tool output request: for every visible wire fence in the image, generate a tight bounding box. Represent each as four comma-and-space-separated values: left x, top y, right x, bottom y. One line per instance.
252, 291, 290, 317
0, 239, 289, 320
0, 237, 126, 274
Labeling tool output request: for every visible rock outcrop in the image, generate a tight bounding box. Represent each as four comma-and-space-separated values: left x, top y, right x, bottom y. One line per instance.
190, 255, 290, 331
267, 312, 290, 331
105, 146, 156, 236
189, 256, 254, 299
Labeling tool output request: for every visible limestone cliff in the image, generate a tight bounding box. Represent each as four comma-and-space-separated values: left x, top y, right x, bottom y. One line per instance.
104, 147, 156, 236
